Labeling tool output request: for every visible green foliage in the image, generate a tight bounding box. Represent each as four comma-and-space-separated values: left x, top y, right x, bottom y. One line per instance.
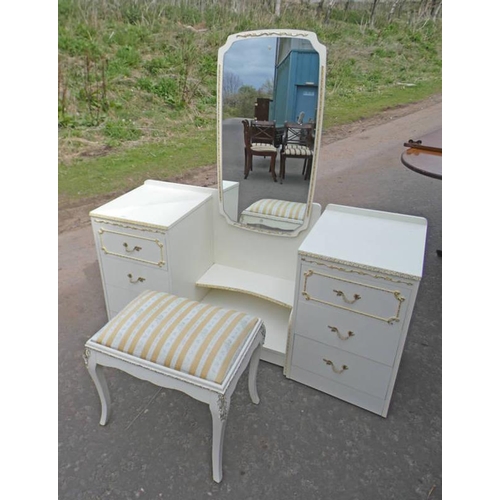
103, 119, 142, 143
58, 0, 441, 201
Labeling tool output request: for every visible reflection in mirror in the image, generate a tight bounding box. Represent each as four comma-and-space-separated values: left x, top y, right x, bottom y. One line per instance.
217, 31, 326, 235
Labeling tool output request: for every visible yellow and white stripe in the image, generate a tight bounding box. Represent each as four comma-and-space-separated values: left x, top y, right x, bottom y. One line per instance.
89, 291, 260, 384
242, 199, 307, 221
251, 142, 277, 153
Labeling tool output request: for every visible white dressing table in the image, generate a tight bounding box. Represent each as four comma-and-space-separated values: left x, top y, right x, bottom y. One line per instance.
89, 29, 427, 416
91, 179, 322, 367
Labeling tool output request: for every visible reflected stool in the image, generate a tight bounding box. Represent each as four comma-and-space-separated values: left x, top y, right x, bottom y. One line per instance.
84, 290, 265, 482
239, 198, 307, 231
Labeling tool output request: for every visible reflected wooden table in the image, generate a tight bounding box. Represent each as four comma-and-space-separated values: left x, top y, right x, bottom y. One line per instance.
401, 128, 442, 255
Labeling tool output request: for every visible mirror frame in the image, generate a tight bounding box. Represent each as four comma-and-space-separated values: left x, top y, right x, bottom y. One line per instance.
216, 29, 327, 237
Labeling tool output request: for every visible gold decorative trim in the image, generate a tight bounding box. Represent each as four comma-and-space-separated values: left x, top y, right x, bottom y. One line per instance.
323, 359, 348, 374
217, 31, 327, 236
217, 394, 229, 421
328, 326, 354, 341
92, 217, 167, 234
98, 228, 166, 267
302, 269, 406, 324
300, 254, 419, 284
82, 348, 90, 367
127, 273, 146, 284
86, 343, 225, 394
235, 30, 310, 38
235, 31, 311, 39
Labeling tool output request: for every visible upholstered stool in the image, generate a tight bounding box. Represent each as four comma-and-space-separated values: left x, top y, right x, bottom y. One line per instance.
239, 198, 307, 231
83, 290, 265, 482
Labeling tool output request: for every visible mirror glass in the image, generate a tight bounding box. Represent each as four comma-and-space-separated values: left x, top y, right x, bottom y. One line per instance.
217, 30, 326, 235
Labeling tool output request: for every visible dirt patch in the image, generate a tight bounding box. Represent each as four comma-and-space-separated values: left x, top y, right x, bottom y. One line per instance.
58, 94, 441, 235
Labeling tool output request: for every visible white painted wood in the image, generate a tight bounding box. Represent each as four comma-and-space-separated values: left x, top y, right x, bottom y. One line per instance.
298, 204, 427, 279
91, 181, 214, 319
287, 365, 386, 416
209, 395, 229, 483
84, 319, 265, 483
100, 257, 169, 295
213, 200, 322, 280
294, 299, 402, 367
297, 262, 412, 325
200, 289, 291, 367
166, 196, 214, 302
90, 180, 212, 229
196, 263, 295, 308
221, 180, 239, 222
286, 204, 427, 417
291, 335, 393, 399
239, 211, 305, 231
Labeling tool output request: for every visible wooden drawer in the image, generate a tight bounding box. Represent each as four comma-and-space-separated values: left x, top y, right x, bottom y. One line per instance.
95, 223, 167, 268
294, 299, 401, 367
291, 335, 393, 400
299, 263, 411, 326
105, 285, 143, 318
100, 257, 170, 295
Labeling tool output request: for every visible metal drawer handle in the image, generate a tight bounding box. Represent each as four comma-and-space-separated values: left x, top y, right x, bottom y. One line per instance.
332, 289, 361, 304
328, 326, 355, 341
127, 273, 146, 284
323, 359, 348, 374
123, 242, 142, 253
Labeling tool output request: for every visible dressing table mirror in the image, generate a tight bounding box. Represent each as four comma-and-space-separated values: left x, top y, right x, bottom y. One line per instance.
217, 30, 327, 235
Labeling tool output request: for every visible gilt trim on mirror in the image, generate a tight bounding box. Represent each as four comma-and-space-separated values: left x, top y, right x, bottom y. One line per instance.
216, 29, 327, 237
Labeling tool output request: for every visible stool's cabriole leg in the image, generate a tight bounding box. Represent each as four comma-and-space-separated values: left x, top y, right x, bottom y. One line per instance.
84, 349, 111, 426
248, 343, 262, 405
209, 394, 231, 483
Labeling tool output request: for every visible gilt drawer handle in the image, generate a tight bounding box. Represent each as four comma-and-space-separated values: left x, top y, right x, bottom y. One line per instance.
328, 326, 355, 341
332, 289, 361, 304
123, 242, 142, 253
127, 273, 146, 284
323, 359, 348, 374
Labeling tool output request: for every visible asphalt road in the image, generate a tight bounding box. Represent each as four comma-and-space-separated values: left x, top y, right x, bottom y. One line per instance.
59, 99, 442, 500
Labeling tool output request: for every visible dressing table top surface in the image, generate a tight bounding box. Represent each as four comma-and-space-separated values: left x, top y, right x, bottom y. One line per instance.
299, 204, 427, 279
89, 180, 212, 229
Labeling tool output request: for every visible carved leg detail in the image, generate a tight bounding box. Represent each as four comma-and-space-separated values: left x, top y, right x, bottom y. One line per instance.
248, 344, 262, 405
209, 394, 230, 483
86, 353, 111, 426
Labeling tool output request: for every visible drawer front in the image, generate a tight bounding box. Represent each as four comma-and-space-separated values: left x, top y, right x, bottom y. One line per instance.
288, 365, 386, 416
299, 263, 411, 326
95, 224, 167, 268
294, 300, 401, 367
291, 335, 393, 399
105, 285, 144, 318
101, 257, 170, 295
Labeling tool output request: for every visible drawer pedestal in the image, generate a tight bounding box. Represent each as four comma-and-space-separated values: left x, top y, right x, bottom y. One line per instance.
285, 204, 427, 417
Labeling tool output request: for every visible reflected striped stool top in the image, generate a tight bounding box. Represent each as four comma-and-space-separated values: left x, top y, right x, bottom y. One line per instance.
88, 290, 260, 385
251, 142, 278, 152
241, 199, 307, 222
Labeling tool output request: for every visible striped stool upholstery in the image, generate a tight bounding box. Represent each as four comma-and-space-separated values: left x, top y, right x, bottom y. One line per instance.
239, 198, 307, 231
84, 290, 265, 483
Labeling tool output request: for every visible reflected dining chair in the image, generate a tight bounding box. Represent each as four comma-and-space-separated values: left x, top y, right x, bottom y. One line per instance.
279, 122, 315, 184
242, 119, 278, 182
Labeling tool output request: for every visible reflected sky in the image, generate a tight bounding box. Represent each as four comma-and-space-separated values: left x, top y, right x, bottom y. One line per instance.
223, 38, 277, 90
